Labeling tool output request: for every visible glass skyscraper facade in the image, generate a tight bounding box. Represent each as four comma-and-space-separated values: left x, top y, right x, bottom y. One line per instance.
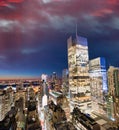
62, 69, 69, 95
89, 57, 108, 115
107, 66, 119, 122
68, 35, 91, 113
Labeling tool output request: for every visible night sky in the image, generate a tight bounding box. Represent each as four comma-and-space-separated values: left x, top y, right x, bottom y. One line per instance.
0, 0, 119, 78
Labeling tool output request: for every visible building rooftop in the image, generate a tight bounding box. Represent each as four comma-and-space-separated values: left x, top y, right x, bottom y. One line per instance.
49, 91, 62, 98
91, 112, 118, 130
96, 119, 107, 125
54, 121, 76, 130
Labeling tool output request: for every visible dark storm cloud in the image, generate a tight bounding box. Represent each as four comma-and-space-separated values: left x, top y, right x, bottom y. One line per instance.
0, 0, 119, 77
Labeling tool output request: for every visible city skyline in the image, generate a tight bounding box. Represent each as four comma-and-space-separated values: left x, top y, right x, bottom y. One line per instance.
0, 0, 119, 78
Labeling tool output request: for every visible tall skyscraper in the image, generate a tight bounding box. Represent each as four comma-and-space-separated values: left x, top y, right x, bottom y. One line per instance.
52, 72, 57, 82
41, 74, 48, 108
62, 69, 69, 95
107, 66, 119, 122
0, 89, 12, 121
89, 57, 108, 115
67, 35, 91, 113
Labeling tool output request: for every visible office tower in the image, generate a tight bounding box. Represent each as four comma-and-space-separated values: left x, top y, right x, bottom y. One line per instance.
67, 35, 91, 113
52, 72, 57, 82
41, 74, 49, 95
107, 66, 119, 122
42, 81, 48, 108
15, 88, 26, 110
0, 90, 5, 121
0, 89, 11, 121
89, 57, 108, 115
41, 74, 47, 83
50, 72, 57, 91
44, 101, 67, 130
38, 86, 43, 107
62, 69, 69, 95
49, 72, 61, 92
6, 86, 14, 106
41, 74, 48, 108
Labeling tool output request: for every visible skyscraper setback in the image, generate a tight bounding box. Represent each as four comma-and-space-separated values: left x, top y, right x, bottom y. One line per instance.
67, 35, 91, 113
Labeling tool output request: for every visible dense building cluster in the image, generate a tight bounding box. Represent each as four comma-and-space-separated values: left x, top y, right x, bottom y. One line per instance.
67, 34, 119, 129
0, 33, 119, 130
44, 100, 76, 130
0, 82, 42, 130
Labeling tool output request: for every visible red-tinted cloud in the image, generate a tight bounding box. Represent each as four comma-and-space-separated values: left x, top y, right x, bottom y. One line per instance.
107, 0, 117, 5
0, 0, 24, 6
91, 9, 113, 17
0, 0, 8, 6
8, 0, 24, 2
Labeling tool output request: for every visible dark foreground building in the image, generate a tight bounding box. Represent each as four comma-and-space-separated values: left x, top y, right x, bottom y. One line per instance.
72, 107, 100, 130
54, 121, 77, 130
